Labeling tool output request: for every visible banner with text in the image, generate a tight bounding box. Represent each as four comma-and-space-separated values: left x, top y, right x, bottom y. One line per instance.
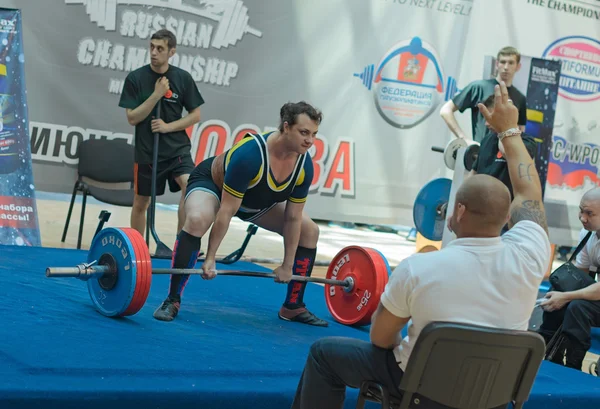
0, 7, 41, 247
522, 57, 562, 198
12, 0, 473, 226
453, 0, 600, 243
479, 54, 561, 196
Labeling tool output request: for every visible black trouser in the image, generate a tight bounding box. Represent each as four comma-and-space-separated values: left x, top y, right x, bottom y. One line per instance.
539, 299, 600, 370
290, 337, 508, 409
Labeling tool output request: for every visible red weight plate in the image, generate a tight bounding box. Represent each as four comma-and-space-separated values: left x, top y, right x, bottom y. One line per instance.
364, 248, 390, 323
118, 228, 145, 316
121, 228, 148, 316
120, 228, 152, 316
324, 246, 389, 326
121, 228, 152, 316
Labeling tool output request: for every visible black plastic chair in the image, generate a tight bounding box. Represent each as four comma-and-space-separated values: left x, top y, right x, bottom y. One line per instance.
356, 322, 546, 409
61, 138, 135, 249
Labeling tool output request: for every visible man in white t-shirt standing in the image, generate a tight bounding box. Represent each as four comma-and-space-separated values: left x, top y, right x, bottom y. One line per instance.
539, 187, 600, 371
290, 82, 552, 409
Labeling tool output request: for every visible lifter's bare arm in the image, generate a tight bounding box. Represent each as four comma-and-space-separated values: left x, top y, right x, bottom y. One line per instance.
206, 192, 240, 259
282, 203, 304, 267
478, 82, 548, 234
126, 77, 170, 126
440, 100, 470, 140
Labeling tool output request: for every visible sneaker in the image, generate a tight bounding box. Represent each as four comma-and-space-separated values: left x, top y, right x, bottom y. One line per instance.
153, 296, 181, 321
278, 306, 328, 327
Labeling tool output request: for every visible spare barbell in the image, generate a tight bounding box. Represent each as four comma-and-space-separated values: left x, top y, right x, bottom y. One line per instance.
66, 0, 262, 48
45, 227, 390, 326
417, 140, 483, 241
432, 140, 480, 172
438, 138, 467, 170
413, 177, 452, 241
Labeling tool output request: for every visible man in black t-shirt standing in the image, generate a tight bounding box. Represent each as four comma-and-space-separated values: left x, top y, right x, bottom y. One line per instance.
440, 46, 527, 143
119, 29, 204, 237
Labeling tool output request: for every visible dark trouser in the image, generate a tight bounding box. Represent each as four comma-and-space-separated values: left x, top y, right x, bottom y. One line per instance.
291, 337, 510, 409
134, 154, 194, 196
291, 337, 404, 409
539, 299, 600, 370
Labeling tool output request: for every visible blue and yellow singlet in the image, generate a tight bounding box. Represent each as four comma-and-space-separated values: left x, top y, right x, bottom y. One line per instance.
221, 132, 313, 212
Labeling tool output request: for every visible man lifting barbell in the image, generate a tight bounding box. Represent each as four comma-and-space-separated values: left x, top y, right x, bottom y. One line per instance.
152, 101, 328, 326
291, 81, 552, 409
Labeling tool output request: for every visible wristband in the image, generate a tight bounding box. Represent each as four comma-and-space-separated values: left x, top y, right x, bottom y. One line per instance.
497, 127, 522, 141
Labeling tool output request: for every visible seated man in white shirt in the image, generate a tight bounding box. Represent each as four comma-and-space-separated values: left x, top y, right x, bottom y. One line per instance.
539, 187, 600, 371
290, 82, 552, 409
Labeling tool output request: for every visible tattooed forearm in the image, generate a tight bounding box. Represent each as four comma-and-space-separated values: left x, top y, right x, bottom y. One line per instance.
510, 199, 548, 233
518, 163, 533, 181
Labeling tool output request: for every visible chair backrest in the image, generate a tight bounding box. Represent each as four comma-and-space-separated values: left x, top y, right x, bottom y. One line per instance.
78, 138, 134, 183
398, 322, 545, 409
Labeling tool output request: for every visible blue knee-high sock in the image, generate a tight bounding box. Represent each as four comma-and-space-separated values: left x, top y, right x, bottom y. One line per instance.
168, 230, 201, 300
283, 246, 316, 309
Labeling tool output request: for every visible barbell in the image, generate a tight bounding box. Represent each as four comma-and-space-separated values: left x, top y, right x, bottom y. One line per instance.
414, 140, 481, 241
65, 0, 262, 49
431, 139, 480, 172
46, 227, 391, 326
413, 177, 452, 242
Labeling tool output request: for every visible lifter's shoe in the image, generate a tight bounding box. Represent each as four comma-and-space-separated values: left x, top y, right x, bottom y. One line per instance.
278, 306, 328, 327
153, 296, 181, 321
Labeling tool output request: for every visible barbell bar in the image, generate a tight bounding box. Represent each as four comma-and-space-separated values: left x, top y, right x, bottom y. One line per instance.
46, 263, 355, 289
45, 227, 391, 326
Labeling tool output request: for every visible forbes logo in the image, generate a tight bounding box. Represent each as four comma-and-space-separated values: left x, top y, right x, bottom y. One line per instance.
542, 36, 600, 102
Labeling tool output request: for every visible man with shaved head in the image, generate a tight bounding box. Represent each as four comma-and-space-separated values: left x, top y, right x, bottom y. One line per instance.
447, 175, 511, 238
539, 186, 600, 371
291, 82, 551, 409
467, 94, 538, 234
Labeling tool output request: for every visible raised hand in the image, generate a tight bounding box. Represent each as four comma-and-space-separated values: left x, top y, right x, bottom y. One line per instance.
477, 81, 519, 133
